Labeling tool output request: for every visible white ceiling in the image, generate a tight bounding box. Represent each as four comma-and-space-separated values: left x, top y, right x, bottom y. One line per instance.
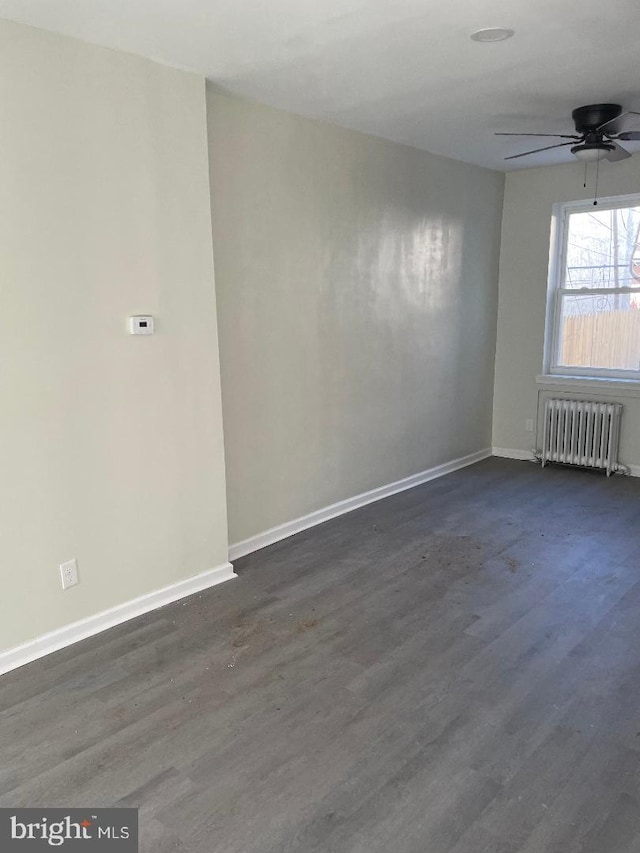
1, 0, 640, 171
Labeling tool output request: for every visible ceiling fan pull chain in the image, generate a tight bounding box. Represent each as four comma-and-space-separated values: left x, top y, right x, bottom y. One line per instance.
583, 159, 588, 188
593, 155, 600, 206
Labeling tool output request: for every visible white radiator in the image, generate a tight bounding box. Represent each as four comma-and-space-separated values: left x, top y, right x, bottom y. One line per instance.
541, 399, 623, 477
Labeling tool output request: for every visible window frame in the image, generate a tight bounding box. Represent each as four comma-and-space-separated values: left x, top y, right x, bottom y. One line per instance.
546, 193, 640, 382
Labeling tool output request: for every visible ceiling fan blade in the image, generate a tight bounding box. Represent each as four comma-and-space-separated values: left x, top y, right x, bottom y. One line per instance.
496, 132, 579, 138
504, 140, 576, 161
617, 131, 640, 141
605, 141, 632, 162
598, 110, 640, 133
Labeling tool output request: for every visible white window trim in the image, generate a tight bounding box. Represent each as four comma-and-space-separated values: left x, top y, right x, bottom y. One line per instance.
536, 373, 640, 399
542, 192, 640, 385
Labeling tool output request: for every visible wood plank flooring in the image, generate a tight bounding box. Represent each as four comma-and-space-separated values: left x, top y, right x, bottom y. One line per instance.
2, 458, 640, 852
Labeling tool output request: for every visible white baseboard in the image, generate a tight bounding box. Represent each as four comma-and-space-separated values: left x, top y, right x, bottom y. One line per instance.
0, 562, 236, 677
229, 448, 492, 561
493, 447, 640, 477
492, 447, 537, 461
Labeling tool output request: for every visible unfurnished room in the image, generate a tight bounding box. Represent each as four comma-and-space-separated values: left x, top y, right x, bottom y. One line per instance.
1, 2, 640, 851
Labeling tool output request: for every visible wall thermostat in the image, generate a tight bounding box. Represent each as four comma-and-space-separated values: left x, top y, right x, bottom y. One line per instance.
128, 315, 154, 335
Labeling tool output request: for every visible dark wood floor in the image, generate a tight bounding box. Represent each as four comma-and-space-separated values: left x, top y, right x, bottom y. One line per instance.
2, 458, 640, 852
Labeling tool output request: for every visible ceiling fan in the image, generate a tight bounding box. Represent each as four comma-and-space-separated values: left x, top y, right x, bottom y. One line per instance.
497, 103, 640, 162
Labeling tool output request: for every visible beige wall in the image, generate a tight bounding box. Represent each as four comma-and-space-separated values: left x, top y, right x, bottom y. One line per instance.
493, 158, 640, 467
0, 20, 229, 653
207, 88, 504, 545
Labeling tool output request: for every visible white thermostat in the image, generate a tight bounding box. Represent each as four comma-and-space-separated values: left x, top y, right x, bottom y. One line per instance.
128, 315, 154, 335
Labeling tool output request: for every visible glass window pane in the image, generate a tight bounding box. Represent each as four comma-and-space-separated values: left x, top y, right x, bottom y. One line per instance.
564, 206, 640, 290
557, 291, 640, 371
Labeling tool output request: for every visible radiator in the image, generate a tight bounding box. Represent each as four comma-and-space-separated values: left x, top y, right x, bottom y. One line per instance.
541, 399, 623, 476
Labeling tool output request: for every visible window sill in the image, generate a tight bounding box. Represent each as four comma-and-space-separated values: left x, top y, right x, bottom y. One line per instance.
536, 374, 640, 399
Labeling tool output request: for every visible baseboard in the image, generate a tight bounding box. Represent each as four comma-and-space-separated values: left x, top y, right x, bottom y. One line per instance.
492, 447, 537, 461
229, 448, 492, 561
493, 447, 640, 477
0, 562, 237, 677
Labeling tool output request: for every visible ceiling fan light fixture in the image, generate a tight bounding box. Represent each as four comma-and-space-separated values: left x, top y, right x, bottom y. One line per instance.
470, 27, 515, 42
571, 143, 614, 162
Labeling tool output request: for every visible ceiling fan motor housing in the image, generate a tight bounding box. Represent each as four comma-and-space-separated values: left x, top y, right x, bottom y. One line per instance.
572, 103, 621, 134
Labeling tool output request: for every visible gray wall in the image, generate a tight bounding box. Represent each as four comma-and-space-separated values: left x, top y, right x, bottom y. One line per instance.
0, 20, 229, 654
493, 158, 640, 468
207, 87, 505, 546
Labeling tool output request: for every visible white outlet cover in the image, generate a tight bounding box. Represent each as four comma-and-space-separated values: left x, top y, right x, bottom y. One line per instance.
60, 558, 79, 590
128, 315, 154, 335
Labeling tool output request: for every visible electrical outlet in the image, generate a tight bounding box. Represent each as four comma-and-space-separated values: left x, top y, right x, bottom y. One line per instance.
60, 558, 79, 590
525, 419, 535, 432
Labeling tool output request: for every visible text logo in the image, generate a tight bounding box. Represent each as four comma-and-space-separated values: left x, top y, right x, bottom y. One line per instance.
0, 809, 137, 851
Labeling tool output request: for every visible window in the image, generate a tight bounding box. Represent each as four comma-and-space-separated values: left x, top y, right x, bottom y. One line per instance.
548, 195, 640, 380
